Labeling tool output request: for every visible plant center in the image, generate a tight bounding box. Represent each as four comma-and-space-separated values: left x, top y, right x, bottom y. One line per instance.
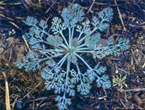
68, 48, 75, 54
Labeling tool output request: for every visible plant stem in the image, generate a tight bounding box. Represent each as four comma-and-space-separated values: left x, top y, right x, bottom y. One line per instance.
63, 56, 71, 98
74, 53, 92, 70
60, 31, 69, 46
71, 27, 74, 40
59, 53, 69, 67
77, 31, 83, 41
77, 27, 98, 45
44, 49, 64, 52
75, 50, 93, 53
58, 53, 69, 66
69, 27, 71, 48
76, 43, 86, 49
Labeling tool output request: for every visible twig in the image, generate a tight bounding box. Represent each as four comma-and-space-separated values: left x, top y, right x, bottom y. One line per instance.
71, 0, 75, 4
47, 17, 58, 33
129, 24, 145, 29
131, 49, 139, 65
22, 35, 31, 51
35, 98, 45, 109
11, 97, 18, 110
1, 72, 11, 110
0, 1, 21, 5
0, 14, 14, 21
117, 88, 145, 92
87, 0, 95, 13
94, 2, 106, 5
120, 99, 127, 110
21, 82, 42, 100
9, 21, 20, 29
114, 0, 126, 31
45, 0, 56, 14
8, 21, 31, 51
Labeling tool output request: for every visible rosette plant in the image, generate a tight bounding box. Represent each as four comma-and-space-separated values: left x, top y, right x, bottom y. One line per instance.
15, 4, 129, 109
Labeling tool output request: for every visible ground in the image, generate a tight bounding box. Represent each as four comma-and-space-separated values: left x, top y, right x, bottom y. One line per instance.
0, 0, 145, 109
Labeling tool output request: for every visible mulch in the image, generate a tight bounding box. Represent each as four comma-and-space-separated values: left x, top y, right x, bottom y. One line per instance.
0, 0, 144, 109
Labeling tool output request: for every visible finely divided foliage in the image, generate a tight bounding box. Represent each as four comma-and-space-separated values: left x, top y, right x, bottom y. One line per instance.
15, 4, 129, 109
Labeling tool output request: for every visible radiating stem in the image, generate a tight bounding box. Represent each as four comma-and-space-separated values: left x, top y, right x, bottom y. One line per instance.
35, 40, 67, 50
59, 53, 69, 67
60, 31, 69, 47
75, 50, 93, 53
44, 49, 64, 52
49, 53, 69, 72
63, 56, 71, 97
76, 47, 90, 51
71, 27, 74, 40
39, 57, 49, 63
77, 31, 83, 41
33, 25, 50, 36
76, 44, 87, 49
61, 43, 68, 50
75, 53, 100, 79
58, 53, 69, 66
76, 62, 81, 73
77, 19, 104, 45
77, 27, 98, 45
74, 53, 92, 70
41, 30, 50, 36
69, 27, 71, 48
76, 62, 83, 83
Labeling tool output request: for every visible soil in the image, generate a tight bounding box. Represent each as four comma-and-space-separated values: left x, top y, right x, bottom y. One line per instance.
0, 0, 144, 110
